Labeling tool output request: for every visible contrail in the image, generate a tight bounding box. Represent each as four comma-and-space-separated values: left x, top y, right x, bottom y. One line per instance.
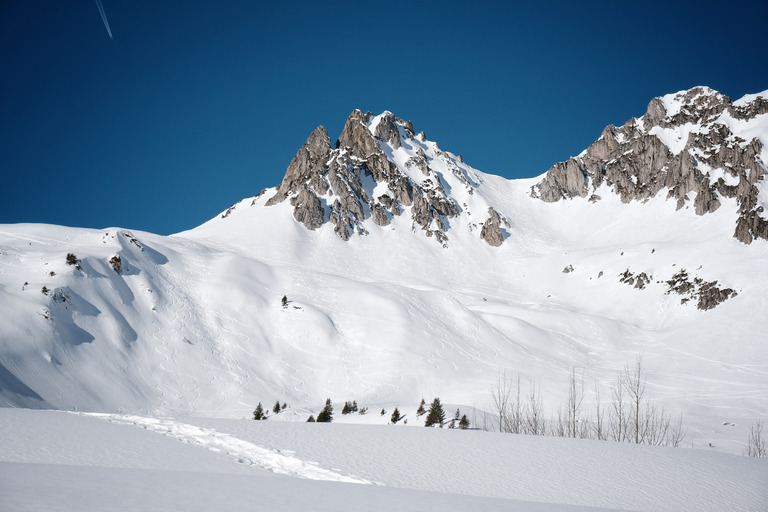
95, 0, 113, 39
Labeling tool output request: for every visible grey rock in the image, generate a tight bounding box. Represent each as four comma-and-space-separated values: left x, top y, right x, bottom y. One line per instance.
532, 87, 768, 243
371, 202, 391, 226
480, 207, 504, 247
290, 187, 324, 230
267, 126, 331, 206
373, 112, 402, 149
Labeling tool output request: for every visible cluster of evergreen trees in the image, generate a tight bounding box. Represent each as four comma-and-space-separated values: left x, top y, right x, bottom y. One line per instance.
252, 397, 471, 430
252, 400, 288, 420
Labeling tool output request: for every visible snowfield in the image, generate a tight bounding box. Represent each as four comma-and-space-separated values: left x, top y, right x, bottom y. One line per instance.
1, 408, 766, 512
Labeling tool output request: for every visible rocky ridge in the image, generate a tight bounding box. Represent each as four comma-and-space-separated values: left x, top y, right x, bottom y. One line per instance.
264, 110, 507, 246
531, 87, 768, 244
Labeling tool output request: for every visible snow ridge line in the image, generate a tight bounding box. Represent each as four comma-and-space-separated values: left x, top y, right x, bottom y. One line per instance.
78, 413, 371, 484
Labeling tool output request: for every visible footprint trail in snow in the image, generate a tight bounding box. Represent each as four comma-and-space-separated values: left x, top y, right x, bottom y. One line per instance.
81, 413, 371, 484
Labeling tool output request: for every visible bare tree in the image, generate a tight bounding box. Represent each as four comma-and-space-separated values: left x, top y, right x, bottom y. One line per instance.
492, 370, 512, 433
593, 382, 606, 441
565, 368, 586, 438
610, 373, 627, 442
622, 355, 647, 444
523, 381, 547, 435
668, 413, 687, 447
744, 420, 767, 458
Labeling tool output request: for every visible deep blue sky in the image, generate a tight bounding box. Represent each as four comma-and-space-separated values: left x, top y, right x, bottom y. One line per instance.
2, 1, 766, 235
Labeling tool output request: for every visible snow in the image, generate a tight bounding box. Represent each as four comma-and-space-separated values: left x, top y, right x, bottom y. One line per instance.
648, 123, 697, 155
1, 408, 766, 512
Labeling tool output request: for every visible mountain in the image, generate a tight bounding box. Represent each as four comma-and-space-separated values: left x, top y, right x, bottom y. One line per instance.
1, 87, 766, 454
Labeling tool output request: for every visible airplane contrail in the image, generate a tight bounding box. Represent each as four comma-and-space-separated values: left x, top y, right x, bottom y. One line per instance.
95, 0, 113, 39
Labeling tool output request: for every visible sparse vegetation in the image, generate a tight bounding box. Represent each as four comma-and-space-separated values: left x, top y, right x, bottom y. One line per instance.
253, 403, 264, 420
390, 407, 400, 424
66, 253, 78, 266
490, 355, 687, 446
743, 420, 766, 458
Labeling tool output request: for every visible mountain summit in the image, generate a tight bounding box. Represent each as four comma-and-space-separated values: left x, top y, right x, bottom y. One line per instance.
262, 109, 507, 246
533, 86, 768, 243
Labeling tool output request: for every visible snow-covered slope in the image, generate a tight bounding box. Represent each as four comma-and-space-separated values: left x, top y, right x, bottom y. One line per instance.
2, 409, 766, 512
1, 88, 767, 455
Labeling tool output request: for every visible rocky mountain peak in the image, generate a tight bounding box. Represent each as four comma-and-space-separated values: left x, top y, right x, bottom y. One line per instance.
264, 110, 505, 246
532, 87, 768, 243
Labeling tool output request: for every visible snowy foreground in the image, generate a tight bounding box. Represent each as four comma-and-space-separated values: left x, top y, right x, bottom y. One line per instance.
1, 409, 765, 512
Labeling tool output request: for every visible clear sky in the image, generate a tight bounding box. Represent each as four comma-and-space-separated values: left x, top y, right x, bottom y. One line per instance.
2, 0, 766, 235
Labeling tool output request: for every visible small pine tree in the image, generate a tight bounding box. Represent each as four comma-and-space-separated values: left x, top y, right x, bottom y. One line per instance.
253, 402, 264, 420
342, 401, 351, 415
66, 253, 78, 266
307, 415, 315, 422
391, 407, 401, 424
316, 398, 333, 422
272, 401, 281, 414
351, 400, 358, 412
459, 414, 470, 430
416, 398, 426, 416
380, 408, 386, 416
281, 295, 288, 308
281, 402, 287, 410
424, 397, 445, 427
358, 406, 368, 415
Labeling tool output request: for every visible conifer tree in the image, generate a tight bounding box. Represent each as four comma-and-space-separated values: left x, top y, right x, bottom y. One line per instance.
417, 398, 426, 416
424, 397, 445, 427
316, 398, 333, 422
273, 401, 281, 414
307, 415, 315, 422
253, 402, 264, 420
342, 401, 351, 415
459, 414, 470, 430
391, 407, 401, 424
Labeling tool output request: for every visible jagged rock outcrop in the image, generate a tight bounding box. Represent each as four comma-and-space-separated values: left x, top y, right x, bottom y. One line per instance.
290, 187, 324, 230
480, 207, 505, 246
265, 109, 468, 245
532, 87, 768, 243
266, 126, 331, 207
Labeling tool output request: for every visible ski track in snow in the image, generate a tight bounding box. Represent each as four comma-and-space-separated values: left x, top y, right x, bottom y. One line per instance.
81, 413, 371, 484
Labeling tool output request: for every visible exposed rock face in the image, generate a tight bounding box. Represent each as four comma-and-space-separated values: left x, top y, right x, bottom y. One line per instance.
290, 187, 324, 230
532, 87, 768, 243
480, 207, 505, 246
266, 126, 331, 207
664, 269, 737, 310
265, 109, 468, 245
